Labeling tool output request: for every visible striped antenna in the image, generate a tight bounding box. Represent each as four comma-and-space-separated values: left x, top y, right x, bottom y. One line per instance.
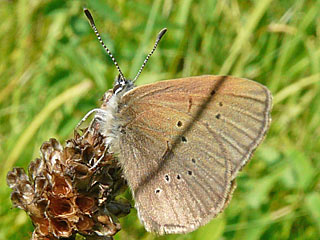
84, 8, 126, 81
133, 28, 167, 82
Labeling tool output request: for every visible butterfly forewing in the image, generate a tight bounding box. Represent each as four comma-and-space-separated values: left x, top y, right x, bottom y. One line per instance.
117, 75, 272, 234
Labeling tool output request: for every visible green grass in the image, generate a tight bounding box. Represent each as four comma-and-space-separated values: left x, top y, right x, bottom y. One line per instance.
1, 0, 320, 239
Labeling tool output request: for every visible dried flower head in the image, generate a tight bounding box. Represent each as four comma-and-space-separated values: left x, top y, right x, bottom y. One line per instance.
7, 128, 130, 240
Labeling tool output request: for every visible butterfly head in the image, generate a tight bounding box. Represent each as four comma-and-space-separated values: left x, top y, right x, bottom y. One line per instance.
113, 74, 134, 95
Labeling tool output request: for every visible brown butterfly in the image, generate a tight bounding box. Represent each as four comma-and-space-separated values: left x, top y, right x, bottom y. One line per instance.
81, 9, 272, 235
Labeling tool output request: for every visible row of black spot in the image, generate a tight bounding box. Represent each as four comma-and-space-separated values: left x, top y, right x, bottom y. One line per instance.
155, 158, 197, 194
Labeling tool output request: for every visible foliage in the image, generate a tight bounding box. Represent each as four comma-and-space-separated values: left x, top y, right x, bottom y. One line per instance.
0, 0, 319, 239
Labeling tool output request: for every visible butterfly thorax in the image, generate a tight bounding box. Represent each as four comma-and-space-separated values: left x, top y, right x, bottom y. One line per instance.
95, 78, 134, 153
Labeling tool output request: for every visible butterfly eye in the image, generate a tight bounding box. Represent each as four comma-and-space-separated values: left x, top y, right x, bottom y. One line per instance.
113, 83, 123, 94
177, 121, 183, 127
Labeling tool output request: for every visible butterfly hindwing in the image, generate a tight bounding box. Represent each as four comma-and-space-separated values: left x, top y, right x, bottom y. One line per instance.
117, 75, 272, 234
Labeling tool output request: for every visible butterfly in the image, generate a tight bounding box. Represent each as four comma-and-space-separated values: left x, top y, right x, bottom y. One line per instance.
80, 9, 272, 235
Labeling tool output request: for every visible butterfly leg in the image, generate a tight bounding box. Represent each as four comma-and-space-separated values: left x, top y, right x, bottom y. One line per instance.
76, 108, 106, 129
89, 144, 110, 170
76, 108, 109, 141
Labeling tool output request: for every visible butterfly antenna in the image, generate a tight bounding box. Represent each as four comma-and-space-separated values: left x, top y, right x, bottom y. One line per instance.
133, 28, 167, 82
84, 8, 126, 81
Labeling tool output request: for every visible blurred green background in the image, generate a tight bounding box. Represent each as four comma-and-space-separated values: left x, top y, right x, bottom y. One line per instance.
1, 0, 320, 239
